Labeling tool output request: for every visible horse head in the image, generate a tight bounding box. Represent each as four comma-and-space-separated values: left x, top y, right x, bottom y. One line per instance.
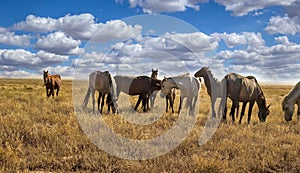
151, 68, 158, 79
43, 70, 49, 86
258, 98, 271, 122
194, 67, 209, 77
282, 97, 294, 121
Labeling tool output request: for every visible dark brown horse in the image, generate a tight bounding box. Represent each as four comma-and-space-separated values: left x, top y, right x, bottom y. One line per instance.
43, 70, 62, 97
114, 75, 161, 112
224, 73, 270, 123
82, 71, 117, 114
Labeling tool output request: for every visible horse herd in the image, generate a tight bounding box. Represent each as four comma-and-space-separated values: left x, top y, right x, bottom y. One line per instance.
43, 68, 300, 123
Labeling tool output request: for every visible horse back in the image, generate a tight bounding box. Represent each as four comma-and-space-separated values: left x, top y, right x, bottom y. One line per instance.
239, 77, 258, 101
90, 71, 111, 93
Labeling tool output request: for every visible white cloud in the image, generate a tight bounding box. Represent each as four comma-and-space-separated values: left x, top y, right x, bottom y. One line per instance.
265, 15, 300, 35
217, 40, 300, 82
117, 0, 208, 14
215, 0, 297, 16
92, 20, 142, 42
35, 31, 83, 55
12, 13, 143, 42
13, 14, 56, 32
0, 49, 69, 69
211, 32, 265, 49
0, 27, 31, 46
55, 13, 100, 40
274, 36, 290, 44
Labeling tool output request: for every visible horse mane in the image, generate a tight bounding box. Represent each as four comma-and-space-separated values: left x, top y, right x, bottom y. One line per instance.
205, 68, 219, 84
283, 81, 300, 104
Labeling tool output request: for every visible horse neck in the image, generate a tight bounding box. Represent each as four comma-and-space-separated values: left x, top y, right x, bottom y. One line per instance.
256, 96, 267, 110
168, 78, 179, 88
204, 70, 219, 96
285, 82, 300, 104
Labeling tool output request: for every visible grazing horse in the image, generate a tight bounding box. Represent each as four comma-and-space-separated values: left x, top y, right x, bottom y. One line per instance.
224, 73, 270, 123
114, 75, 161, 112
82, 71, 118, 114
43, 70, 62, 97
194, 67, 227, 118
161, 74, 200, 116
282, 81, 300, 121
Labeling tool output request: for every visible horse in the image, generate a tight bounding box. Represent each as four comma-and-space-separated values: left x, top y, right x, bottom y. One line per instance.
160, 74, 200, 116
224, 73, 270, 123
114, 75, 161, 112
82, 71, 118, 114
194, 67, 227, 118
43, 70, 62, 97
282, 81, 300, 121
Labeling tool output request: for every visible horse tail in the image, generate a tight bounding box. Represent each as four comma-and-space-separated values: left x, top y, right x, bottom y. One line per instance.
82, 86, 91, 109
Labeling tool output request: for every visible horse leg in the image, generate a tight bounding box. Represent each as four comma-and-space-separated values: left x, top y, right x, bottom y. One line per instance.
56, 86, 59, 96
51, 87, 55, 97
247, 101, 255, 124
165, 97, 169, 113
230, 101, 237, 122
46, 88, 50, 97
97, 92, 101, 112
178, 96, 182, 114
211, 97, 216, 118
239, 102, 247, 124
100, 93, 105, 114
91, 90, 95, 112
296, 98, 300, 121
170, 96, 174, 113
134, 95, 142, 111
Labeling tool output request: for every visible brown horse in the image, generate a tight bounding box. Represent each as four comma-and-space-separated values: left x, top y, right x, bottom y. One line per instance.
82, 71, 117, 114
114, 75, 161, 112
43, 70, 62, 97
282, 81, 300, 121
224, 73, 270, 123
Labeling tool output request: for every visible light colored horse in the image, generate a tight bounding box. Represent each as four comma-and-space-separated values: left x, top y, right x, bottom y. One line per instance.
82, 71, 118, 114
43, 70, 62, 97
194, 67, 227, 118
224, 73, 270, 123
114, 75, 161, 112
161, 73, 201, 116
282, 81, 300, 121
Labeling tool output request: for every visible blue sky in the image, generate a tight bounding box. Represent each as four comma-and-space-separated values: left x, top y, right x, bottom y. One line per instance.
0, 0, 299, 83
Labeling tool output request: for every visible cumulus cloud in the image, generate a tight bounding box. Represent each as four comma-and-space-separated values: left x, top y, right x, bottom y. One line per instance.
35, 31, 83, 55
92, 20, 142, 42
0, 27, 31, 46
211, 32, 265, 49
0, 49, 68, 69
265, 15, 300, 35
13, 14, 56, 32
12, 13, 143, 41
215, 0, 296, 16
217, 40, 300, 82
117, 0, 208, 14
55, 13, 99, 40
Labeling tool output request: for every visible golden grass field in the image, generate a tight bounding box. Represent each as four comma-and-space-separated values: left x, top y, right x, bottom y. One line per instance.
0, 78, 299, 172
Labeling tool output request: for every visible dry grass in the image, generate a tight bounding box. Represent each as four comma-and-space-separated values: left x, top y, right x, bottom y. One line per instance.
0, 78, 299, 172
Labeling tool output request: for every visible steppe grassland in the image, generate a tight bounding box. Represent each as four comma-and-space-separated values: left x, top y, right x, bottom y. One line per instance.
0, 78, 299, 172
